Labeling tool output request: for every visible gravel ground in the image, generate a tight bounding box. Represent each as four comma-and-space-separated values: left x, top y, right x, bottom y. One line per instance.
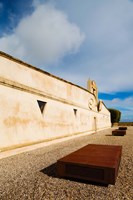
0, 127, 133, 200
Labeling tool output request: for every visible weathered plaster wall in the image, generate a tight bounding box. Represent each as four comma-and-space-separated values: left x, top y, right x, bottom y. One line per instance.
0, 52, 111, 151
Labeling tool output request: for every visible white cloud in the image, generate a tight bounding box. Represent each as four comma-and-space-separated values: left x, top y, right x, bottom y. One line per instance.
105, 97, 133, 109
36, 0, 133, 94
0, 3, 85, 65
73, 0, 133, 93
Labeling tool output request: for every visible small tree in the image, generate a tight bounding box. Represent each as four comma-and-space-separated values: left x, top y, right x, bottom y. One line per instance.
108, 108, 121, 124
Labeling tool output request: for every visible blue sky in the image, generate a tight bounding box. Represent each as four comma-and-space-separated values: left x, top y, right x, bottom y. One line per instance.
0, 0, 133, 122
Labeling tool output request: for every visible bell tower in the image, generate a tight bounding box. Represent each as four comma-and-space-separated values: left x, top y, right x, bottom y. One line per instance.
87, 79, 98, 102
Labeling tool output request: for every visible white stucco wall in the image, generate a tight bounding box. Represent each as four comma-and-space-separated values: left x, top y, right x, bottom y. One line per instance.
0, 52, 111, 151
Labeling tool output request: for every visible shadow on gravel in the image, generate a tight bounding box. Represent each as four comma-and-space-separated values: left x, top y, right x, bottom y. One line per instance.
40, 163, 108, 187
67, 177, 109, 187
40, 163, 57, 178
106, 134, 125, 137
105, 134, 113, 136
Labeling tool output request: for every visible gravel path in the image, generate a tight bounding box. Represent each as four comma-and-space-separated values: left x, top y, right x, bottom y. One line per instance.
0, 127, 133, 200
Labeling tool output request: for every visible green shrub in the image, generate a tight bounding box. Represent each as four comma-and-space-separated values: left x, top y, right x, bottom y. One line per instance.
108, 108, 121, 123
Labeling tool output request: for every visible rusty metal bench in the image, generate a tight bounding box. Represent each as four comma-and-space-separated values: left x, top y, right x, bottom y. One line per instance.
119, 127, 127, 130
112, 129, 126, 136
57, 144, 122, 185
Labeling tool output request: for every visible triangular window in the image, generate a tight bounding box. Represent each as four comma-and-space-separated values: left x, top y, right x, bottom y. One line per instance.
73, 109, 77, 116
37, 100, 47, 114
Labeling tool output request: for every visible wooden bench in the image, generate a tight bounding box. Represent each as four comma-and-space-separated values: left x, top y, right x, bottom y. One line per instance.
112, 129, 126, 136
57, 144, 122, 185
